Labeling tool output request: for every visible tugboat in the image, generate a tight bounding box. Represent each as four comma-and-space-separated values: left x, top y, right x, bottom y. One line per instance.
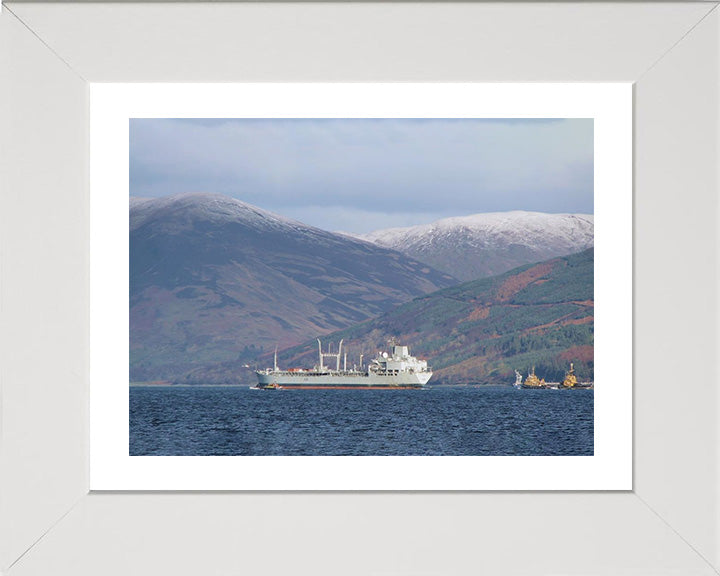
560, 362, 578, 388
522, 366, 546, 389
559, 362, 594, 389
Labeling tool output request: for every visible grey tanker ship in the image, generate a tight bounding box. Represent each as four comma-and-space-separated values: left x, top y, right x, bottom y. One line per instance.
255, 339, 432, 389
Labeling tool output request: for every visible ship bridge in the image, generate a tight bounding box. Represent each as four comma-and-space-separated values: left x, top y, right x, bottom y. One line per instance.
373, 344, 428, 375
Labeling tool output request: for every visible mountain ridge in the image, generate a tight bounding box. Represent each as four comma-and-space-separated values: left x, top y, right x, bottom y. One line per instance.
359, 210, 594, 281
130, 193, 458, 382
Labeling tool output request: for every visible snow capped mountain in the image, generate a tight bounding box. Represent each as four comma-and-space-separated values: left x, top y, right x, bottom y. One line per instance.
360, 211, 594, 281
130, 192, 304, 234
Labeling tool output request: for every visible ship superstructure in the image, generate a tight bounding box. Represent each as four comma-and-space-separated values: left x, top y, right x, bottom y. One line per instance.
255, 339, 432, 389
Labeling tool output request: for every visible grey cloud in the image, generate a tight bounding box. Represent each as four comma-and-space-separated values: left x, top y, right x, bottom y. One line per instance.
130, 118, 593, 233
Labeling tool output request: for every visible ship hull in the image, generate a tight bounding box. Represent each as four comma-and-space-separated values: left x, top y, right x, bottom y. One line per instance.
259, 385, 424, 390
255, 371, 432, 389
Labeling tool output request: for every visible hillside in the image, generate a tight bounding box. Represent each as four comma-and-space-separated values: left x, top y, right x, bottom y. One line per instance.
277, 249, 594, 386
360, 211, 594, 281
130, 193, 457, 383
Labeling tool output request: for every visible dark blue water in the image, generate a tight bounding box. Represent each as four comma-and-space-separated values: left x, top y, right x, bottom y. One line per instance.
130, 386, 593, 456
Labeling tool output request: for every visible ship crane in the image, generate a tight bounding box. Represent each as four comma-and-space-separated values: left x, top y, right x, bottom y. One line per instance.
317, 338, 344, 371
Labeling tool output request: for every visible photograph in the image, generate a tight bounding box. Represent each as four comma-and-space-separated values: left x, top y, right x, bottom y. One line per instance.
129, 117, 595, 457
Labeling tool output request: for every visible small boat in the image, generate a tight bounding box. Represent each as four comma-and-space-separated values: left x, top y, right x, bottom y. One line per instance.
513, 370, 523, 389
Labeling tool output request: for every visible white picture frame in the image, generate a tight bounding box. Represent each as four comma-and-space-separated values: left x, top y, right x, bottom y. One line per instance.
1, 2, 718, 575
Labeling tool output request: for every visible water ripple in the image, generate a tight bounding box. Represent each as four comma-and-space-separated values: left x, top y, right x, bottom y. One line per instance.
130, 386, 593, 456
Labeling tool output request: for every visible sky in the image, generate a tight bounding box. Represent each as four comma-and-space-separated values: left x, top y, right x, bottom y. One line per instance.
130, 118, 593, 234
